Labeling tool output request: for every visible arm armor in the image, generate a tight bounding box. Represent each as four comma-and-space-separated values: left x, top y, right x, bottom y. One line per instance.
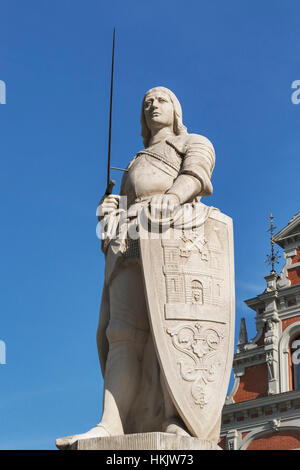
166, 133, 215, 202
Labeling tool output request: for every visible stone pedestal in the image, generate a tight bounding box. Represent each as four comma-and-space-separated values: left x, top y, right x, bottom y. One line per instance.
63, 432, 219, 450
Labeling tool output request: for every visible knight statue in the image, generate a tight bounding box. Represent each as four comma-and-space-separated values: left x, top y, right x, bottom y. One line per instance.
56, 87, 235, 450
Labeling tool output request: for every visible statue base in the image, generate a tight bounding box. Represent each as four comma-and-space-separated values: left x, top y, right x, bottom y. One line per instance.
58, 432, 220, 450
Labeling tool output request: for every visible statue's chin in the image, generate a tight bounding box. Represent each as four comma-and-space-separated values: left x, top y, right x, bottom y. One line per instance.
148, 117, 172, 128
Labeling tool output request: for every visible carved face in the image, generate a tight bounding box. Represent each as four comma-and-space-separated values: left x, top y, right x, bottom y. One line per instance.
193, 289, 201, 302
143, 90, 174, 132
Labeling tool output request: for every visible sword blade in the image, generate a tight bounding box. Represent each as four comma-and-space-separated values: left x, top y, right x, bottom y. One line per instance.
106, 28, 116, 195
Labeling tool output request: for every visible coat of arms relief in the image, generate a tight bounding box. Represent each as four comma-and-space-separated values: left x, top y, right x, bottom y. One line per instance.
163, 221, 228, 409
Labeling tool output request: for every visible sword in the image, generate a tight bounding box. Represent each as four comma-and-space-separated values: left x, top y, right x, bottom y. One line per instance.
97, 30, 127, 221
105, 28, 116, 196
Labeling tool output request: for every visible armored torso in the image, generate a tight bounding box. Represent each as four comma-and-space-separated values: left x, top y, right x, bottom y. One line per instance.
121, 140, 182, 207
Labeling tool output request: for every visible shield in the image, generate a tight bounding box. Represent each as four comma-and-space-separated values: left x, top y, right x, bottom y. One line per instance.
138, 204, 235, 438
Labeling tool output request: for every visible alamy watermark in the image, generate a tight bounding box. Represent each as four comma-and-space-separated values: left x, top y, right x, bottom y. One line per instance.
291, 80, 300, 104
96, 195, 210, 245
291, 339, 300, 366
0, 80, 6, 104
0, 340, 6, 364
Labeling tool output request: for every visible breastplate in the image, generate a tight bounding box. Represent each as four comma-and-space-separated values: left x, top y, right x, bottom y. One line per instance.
121, 140, 182, 207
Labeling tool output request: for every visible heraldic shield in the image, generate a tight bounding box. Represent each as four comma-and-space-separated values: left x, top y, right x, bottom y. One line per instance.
139, 203, 235, 439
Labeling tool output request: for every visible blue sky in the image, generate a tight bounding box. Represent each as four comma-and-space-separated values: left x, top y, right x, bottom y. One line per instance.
0, 0, 299, 450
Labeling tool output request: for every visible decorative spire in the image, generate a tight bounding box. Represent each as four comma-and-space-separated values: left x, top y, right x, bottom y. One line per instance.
265, 213, 280, 274
238, 317, 248, 345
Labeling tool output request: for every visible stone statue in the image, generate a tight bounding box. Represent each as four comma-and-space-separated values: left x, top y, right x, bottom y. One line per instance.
56, 87, 235, 450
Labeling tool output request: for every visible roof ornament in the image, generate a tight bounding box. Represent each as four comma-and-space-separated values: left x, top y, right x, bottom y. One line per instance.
265, 213, 281, 274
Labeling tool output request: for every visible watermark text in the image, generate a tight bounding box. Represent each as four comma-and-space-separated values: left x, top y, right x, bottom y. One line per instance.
0, 340, 6, 364
291, 339, 300, 365
0, 80, 6, 104
291, 80, 300, 104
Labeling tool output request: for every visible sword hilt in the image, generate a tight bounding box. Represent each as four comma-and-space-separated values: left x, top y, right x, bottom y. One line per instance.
105, 179, 115, 196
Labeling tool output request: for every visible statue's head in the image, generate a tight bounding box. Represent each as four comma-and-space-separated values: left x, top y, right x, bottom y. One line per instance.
140, 87, 187, 147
